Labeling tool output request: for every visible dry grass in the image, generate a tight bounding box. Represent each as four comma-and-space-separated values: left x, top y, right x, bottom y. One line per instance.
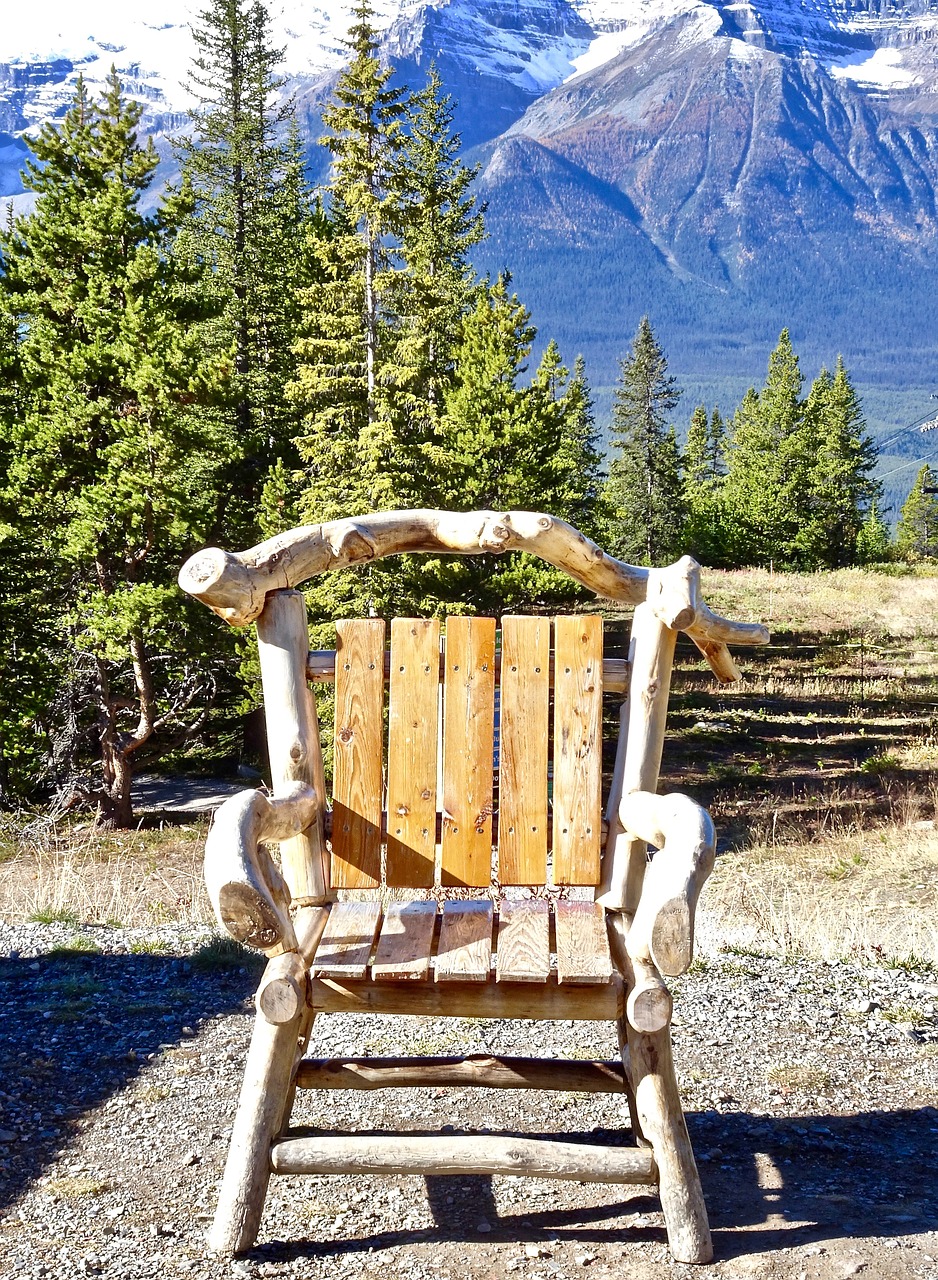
700, 565, 938, 639
698, 815, 938, 965
0, 815, 211, 927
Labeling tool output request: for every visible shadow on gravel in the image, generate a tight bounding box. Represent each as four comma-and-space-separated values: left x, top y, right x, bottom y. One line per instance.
246, 1106, 938, 1264
0, 945, 260, 1215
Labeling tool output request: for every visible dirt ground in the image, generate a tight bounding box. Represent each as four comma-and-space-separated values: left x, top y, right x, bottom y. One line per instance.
0, 927, 935, 1280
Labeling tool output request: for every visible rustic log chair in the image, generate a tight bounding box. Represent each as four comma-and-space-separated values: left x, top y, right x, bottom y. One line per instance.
178, 509, 769, 1265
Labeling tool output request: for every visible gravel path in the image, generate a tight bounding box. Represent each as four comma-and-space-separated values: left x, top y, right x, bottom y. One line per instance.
0, 922, 936, 1280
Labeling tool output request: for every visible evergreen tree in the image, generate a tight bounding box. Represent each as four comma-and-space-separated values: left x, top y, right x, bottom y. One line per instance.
722, 330, 808, 566
319, 0, 407, 424
856, 500, 892, 564
896, 465, 938, 560
386, 64, 484, 475
604, 317, 685, 566
0, 73, 229, 824
798, 358, 880, 568
179, 0, 308, 534
553, 353, 607, 539
683, 404, 727, 565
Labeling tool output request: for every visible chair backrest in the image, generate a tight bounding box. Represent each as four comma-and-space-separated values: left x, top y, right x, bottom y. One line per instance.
321, 614, 614, 892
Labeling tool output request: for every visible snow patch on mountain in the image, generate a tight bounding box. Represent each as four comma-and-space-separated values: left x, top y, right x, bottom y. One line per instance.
828, 46, 920, 91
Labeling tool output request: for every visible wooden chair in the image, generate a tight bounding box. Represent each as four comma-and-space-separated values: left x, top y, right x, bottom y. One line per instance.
179, 509, 768, 1265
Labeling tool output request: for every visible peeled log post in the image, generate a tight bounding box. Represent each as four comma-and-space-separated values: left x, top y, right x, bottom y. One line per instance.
204, 785, 319, 954
626, 1021, 713, 1264
597, 602, 677, 914
606, 909, 672, 1035
256, 591, 329, 905
620, 791, 716, 978
270, 1134, 657, 1184
256, 950, 308, 1025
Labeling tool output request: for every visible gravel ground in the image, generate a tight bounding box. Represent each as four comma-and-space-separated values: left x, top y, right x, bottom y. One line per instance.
0, 921, 936, 1280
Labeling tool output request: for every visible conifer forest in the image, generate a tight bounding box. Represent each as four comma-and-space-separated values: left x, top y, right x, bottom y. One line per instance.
0, 0, 928, 824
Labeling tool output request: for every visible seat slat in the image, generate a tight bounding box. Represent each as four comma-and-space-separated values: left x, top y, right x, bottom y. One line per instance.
498, 616, 550, 885
311, 901, 382, 980
386, 619, 440, 887
332, 619, 386, 889
371, 900, 437, 980
555, 900, 613, 985
552, 616, 603, 885
435, 901, 493, 983
441, 617, 496, 887
496, 899, 550, 982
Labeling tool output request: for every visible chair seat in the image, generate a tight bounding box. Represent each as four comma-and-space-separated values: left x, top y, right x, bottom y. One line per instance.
306, 898, 620, 1021
310, 897, 613, 983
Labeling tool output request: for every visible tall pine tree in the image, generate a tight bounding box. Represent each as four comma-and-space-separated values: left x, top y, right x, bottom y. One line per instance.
0, 73, 230, 824
179, 0, 309, 536
896, 465, 938, 560
604, 317, 685, 566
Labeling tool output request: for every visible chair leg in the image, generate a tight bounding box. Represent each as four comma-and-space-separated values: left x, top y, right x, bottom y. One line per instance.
616, 1018, 648, 1148
624, 1021, 713, 1264
208, 1005, 313, 1256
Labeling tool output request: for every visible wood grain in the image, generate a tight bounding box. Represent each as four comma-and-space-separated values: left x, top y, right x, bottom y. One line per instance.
435, 900, 494, 982
270, 1133, 656, 1183
371, 900, 438, 980
386, 618, 440, 886
331, 619, 386, 889
496, 899, 550, 982
295, 1054, 627, 1093
440, 617, 496, 886
497, 616, 550, 885
555, 900, 613, 985
552, 615, 603, 885
310, 901, 382, 980
309, 975, 622, 1020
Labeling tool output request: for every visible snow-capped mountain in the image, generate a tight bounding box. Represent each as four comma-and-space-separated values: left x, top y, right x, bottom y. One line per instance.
2, 0, 938, 411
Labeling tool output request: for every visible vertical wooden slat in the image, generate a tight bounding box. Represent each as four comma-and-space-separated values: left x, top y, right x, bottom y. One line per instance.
553, 615, 603, 885
441, 616, 496, 887
498, 616, 549, 885
331, 619, 386, 889
386, 618, 440, 886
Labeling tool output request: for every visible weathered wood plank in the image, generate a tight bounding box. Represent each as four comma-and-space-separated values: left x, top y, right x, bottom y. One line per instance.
496, 899, 550, 983
386, 618, 440, 886
440, 617, 496, 887
309, 975, 622, 1020
310, 901, 382, 980
294, 1054, 627, 1093
307, 650, 632, 694
497, 616, 550, 885
331, 619, 386, 889
371, 900, 438, 980
555, 900, 613, 985
435, 900, 493, 983
552, 615, 603, 885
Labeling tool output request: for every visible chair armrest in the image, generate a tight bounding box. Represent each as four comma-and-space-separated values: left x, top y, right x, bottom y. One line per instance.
204, 783, 320, 955
620, 791, 716, 977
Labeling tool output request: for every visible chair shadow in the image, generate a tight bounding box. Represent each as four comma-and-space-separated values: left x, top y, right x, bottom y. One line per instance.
251, 1107, 938, 1263
0, 944, 261, 1215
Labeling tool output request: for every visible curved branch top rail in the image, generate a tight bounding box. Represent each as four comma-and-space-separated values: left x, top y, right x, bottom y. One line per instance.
178, 510, 768, 682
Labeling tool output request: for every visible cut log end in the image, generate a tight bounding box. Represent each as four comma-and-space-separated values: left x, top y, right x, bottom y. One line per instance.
217, 882, 287, 952
650, 897, 695, 979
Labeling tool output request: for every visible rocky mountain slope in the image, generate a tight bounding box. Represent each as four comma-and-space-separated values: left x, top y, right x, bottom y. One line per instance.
2, 1, 938, 422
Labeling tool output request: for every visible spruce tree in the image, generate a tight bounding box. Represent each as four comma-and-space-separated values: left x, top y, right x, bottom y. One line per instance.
604, 317, 685, 566
798, 358, 880, 568
0, 73, 229, 825
179, 0, 308, 536
683, 404, 727, 565
387, 65, 484, 474
856, 500, 892, 564
722, 330, 808, 567
896, 465, 938, 560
